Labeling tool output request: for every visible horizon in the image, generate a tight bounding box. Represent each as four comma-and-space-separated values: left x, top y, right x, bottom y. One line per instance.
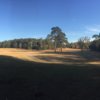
0, 0, 100, 42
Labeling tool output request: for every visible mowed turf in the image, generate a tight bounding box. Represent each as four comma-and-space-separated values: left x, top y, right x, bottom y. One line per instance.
0, 48, 100, 100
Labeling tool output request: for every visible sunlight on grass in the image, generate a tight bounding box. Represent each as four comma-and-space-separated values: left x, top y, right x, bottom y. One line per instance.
0, 48, 100, 65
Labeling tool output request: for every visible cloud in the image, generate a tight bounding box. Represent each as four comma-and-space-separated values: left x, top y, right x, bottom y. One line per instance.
65, 24, 100, 42
86, 25, 100, 33
87, 28, 100, 33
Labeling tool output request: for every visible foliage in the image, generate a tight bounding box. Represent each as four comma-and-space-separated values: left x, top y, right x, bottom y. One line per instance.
0, 27, 68, 51
89, 39, 100, 51
92, 33, 100, 40
68, 37, 90, 50
69, 42, 80, 49
0, 38, 51, 50
89, 33, 100, 51
78, 36, 90, 50
47, 26, 68, 52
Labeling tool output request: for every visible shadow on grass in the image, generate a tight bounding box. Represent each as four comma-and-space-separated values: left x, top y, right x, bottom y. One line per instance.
42, 50, 100, 62
0, 55, 100, 100
43, 50, 81, 55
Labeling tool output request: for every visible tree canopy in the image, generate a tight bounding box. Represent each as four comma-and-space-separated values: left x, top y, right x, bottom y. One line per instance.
47, 26, 68, 52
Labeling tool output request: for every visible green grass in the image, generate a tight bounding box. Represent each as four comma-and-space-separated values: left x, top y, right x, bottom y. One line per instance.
0, 55, 100, 100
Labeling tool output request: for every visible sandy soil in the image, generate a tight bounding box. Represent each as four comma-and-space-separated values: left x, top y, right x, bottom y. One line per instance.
0, 48, 100, 65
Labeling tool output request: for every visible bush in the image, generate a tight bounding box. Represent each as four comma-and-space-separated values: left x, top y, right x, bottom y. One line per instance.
89, 39, 100, 51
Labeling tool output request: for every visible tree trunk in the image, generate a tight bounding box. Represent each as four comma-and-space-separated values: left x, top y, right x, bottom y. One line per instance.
54, 41, 56, 53
60, 43, 63, 53
61, 47, 62, 53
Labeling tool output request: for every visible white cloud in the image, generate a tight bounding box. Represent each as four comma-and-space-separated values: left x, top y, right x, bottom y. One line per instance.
65, 25, 100, 42
88, 28, 100, 33
86, 25, 100, 33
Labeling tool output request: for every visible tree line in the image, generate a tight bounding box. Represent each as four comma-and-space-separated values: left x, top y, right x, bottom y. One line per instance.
69, 33, 100, 52
0, 26, 100, 52
0, 27, 68, 52
0, 38, 52, 50
69, 36, 90, 50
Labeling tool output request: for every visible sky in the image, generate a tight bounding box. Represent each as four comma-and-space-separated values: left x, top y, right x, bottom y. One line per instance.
0, 0, 100, 42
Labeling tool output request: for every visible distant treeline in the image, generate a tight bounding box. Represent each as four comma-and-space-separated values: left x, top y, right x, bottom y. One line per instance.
0, 27, 68, 52
0, 27, 100, 52
0, 38, 55, 50
0, 37, 100, 52
69, 34, 100, 52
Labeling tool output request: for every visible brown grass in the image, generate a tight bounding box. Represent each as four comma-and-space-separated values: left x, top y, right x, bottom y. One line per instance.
0, 48, 100, 100
0, 48, 100, 65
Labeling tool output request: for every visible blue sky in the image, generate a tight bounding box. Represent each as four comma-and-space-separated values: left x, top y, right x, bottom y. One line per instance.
0, 0, 100, 42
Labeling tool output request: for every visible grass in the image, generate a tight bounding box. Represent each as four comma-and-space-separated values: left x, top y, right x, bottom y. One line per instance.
0, 48, 100, 65
0, 48, 100, 100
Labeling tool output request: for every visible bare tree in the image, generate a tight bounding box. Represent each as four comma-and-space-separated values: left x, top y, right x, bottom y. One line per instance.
78, 36, 90, 51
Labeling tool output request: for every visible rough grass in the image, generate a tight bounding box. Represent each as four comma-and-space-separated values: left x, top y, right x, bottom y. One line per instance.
0, 48, 100, 100
0, 48, 100, 65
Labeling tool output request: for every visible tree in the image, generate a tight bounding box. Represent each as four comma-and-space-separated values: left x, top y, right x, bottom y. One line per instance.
57, 32, 68, 52
44, 38, 53, 49
78, 36, 90, 50
0, 27, 68, 52
48, 26, 68, 52
89, 33, 100, 51
50, 27, 61, 52
92, 33, 100, 40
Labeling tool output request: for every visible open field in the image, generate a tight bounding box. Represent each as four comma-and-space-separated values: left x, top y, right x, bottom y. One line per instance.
0, 48, 100, 65
0, 48, 100, 100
